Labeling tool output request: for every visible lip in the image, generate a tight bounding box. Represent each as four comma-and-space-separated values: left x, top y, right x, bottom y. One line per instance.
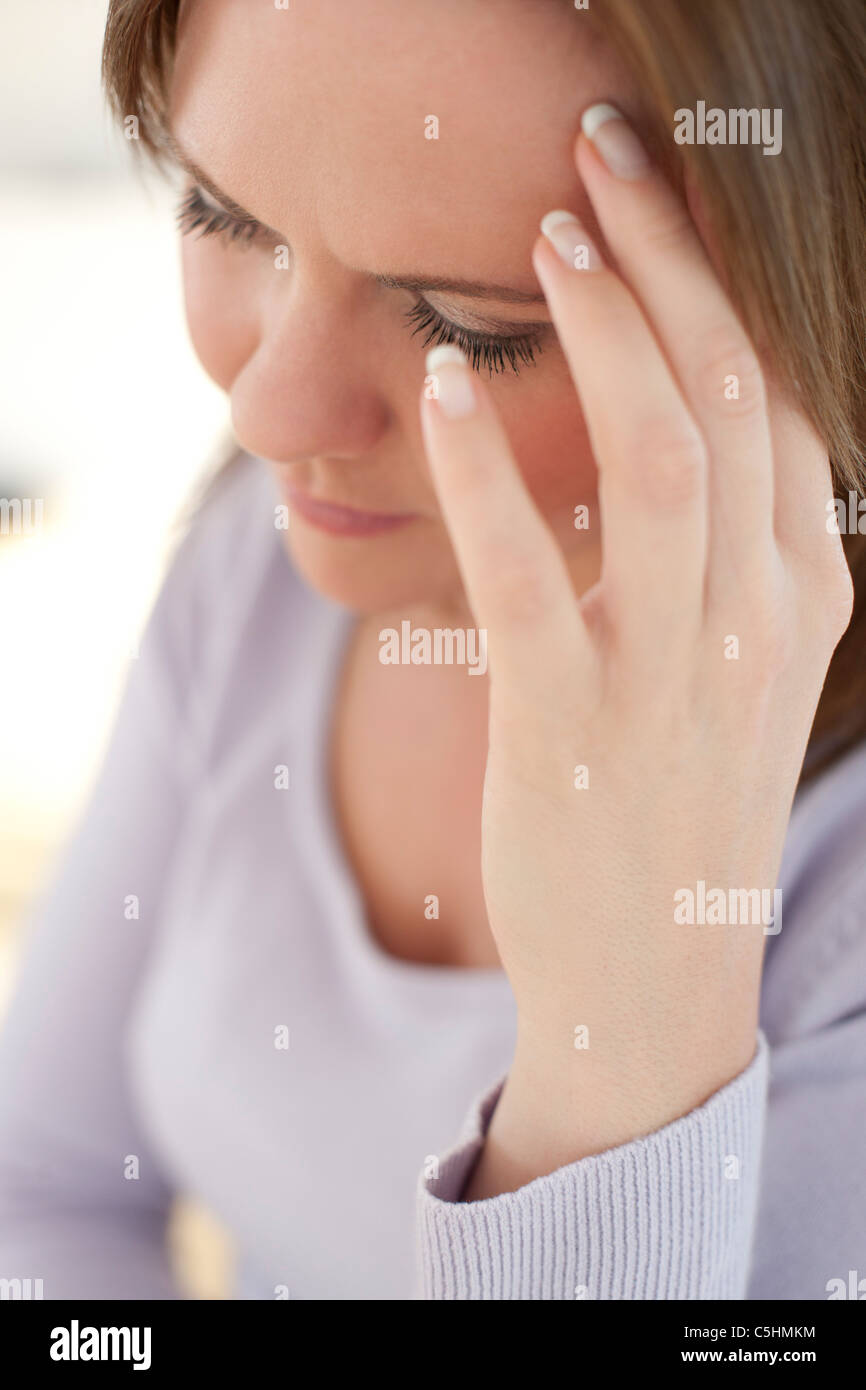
282, 481, 419, 537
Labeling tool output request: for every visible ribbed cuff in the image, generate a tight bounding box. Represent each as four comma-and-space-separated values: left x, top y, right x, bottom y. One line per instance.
417, 1031, 769, 1299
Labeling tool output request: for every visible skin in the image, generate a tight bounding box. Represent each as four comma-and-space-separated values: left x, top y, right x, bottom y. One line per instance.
169, 0, 639, 614
169, 0, 632, 973
168, 0, 853, 1196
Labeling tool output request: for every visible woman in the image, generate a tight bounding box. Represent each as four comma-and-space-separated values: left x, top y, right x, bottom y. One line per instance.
0, 0, 864, 1300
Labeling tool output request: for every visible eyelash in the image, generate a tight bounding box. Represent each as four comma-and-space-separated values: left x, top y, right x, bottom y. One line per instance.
176, 185, 262, 246
176, 184, 542, 377
402, 299, 540, 378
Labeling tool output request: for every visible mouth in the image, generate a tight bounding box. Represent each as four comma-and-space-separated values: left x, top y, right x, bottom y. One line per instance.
281, 481, 419, 537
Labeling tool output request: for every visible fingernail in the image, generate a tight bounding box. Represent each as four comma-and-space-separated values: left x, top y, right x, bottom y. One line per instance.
425, 345, 477, 420
539, 210, 602, 271
581, 102, 650, 180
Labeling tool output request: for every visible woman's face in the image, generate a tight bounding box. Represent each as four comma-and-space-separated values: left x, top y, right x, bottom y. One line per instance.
169, 0, 642, 616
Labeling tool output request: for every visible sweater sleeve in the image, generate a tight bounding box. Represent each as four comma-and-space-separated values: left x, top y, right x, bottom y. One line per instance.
0, 514, 210, 1300
417, 1031, 769, 1299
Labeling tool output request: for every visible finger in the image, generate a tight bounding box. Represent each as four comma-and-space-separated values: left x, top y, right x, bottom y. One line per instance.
767, 397, 854, 637
531, 214, 707, 666
575, 103, 776, 600
767, 396, 837, 558
419, 345, 592, 699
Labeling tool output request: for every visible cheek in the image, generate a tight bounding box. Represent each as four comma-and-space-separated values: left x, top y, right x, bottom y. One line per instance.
180, 239, 259, 391
500, 364, 598, 527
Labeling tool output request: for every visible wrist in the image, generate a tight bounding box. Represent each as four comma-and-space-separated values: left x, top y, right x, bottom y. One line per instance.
503, 1003, 761, 1155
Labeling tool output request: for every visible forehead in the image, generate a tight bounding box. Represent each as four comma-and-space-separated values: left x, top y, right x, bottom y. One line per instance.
169, 0, 638, 287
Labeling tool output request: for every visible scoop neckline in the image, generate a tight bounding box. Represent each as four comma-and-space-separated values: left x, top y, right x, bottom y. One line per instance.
305, 597, 511, 993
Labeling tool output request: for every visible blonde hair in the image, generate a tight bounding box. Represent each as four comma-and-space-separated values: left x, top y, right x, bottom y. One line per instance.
103, 0, 866, 783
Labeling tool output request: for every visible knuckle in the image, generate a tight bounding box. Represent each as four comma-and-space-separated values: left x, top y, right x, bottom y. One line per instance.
485, 552, 554, 625
814, 558, 855, 643
692, 328, 766, 419
625, 416, 706, 509
790, 533, 856, 648
831, 570, 856, 634
640, 205, 695, 258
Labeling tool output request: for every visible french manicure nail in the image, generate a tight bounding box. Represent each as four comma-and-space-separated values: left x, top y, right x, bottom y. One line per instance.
426, 345, 477, 420
581, 102, 650, 180
539, 210, 602, 271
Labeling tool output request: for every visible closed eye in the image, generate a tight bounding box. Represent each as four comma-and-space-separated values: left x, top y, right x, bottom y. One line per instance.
403, 297, 542, 377
176, 182, 545, 376
176, 184, 266, 246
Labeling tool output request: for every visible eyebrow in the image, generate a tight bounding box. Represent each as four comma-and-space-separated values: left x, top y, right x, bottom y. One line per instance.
165, 132, 548, 306
166, 132, 284, 235
374, 272, 545, 305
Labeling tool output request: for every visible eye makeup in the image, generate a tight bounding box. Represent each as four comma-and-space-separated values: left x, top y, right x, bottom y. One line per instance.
403, 297, 541, 377
175, 182, 546, 377
176, 184, 263, 247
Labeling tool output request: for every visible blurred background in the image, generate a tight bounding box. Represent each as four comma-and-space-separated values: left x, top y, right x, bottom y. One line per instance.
0, 0, 233, 1296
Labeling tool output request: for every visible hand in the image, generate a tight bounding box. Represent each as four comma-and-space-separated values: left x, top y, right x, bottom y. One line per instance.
419, 106, 853, 1194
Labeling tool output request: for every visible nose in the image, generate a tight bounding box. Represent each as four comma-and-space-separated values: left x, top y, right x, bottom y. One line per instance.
228, 272, 393, 466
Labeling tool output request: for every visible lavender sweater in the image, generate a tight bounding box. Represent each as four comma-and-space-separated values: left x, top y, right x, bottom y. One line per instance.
1, 453, 864, 1301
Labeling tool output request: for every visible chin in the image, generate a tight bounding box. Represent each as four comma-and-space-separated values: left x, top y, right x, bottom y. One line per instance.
280, 524, 459, 617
